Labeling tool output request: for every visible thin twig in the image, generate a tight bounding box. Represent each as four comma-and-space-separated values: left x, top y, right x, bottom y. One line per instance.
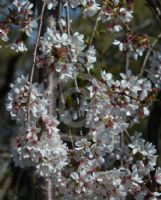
59, 83, 75, 146
124, 129, 132, 143
66, 2, 71, 36
65, 4, 80, 104
140, 32, 161, 77
132, 180, 160, 200
27, 0, 46, 123
88, 13, 100, 47
107, 4, 131, 32
58, 2, 64, 33
125, 52, 130, 74
120, 131, 124, 167
59, 84, 65, 105
68, 128, 74, 148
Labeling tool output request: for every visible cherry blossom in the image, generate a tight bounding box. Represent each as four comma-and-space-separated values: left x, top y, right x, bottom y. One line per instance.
148, 51, 161, 88
4, 0, 161, 199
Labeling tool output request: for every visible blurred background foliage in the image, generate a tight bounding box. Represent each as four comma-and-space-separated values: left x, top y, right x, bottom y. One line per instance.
0, 0, 161, 199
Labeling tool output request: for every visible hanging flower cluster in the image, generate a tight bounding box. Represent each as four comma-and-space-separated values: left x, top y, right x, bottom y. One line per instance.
6, 76, 68, 178
85, 70, 152, 141
0, 0, 37, 51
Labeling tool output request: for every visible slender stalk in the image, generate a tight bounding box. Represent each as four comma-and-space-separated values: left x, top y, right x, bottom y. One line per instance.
88, 13, 100, 47
139, 32, 161, 77
124, 129, 132, 143
120, 131, 124, 167
107, 3, 131, 32
66, 2, 71, 36
27, 0, 46, 123
69, 128, 74, 148
125, 52, 130, 74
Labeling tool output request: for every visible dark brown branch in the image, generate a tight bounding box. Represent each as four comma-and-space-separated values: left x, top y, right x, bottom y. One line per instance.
27, 0, 47, 123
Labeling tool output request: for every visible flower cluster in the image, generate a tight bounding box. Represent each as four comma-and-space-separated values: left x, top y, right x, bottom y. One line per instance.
129, 132, 157, 174
12, 0, 37, 37
100, 1, 133, 32
148, 51, 161, 88
64, 0, 101, 17
0, 0, 37, 51
39, 27, 96, 81
6, 75, 48, 124
7, 76, 68, 178
59, 133, 161, 199
113, 34, 150, 59
87, 70, 152, 136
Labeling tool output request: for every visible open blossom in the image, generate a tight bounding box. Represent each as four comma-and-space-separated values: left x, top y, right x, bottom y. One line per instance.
113, 34, 149, 60
64, 0, 86, 8
84, 45, 97, 71
10, 41, 27, 52
119, 7, 133, 23
0, 27, 9, 42
13, 0, 33, 14
46, 0, 58, 10
148, 51, 161, 88
22, 18, 38, 37
55, 62, 77, 81
83, 0, 101, 17
154, 168, 161, 185
40, 28, 70, 55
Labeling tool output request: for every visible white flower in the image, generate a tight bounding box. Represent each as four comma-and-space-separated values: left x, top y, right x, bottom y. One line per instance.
119, 8, 133, 23
113, 39, 124, 51
75, 138, 91, 152
65, 0, 86, 8
13, 0, 33, 14
56, 62, 76, 81
84, 46, 96, 71
155, 168, 161, 184
83, 1, 101, 17
23, 18, 38, 37
10, 41, 27, 52
46, 0, 58, 10
148, 51, 161, 88
0, 28, 9, 42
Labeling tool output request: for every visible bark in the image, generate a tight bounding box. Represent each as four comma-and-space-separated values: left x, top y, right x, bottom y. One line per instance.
36, 178, 56, 200
0, 55, 19, 98
147, 96, 161, 152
